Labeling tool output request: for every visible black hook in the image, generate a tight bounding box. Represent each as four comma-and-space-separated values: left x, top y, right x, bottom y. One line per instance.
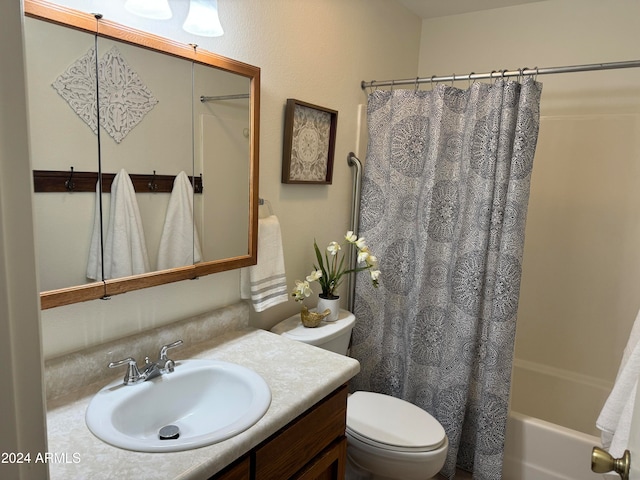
194, 173, 203, 193
148, 170, 158, 192
65, 166, 75, 191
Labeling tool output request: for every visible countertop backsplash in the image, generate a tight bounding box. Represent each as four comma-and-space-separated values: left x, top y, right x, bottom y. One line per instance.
44, 302, 251, 402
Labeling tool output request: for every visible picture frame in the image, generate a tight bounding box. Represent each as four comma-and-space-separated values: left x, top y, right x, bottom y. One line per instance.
282, 99, 338, 184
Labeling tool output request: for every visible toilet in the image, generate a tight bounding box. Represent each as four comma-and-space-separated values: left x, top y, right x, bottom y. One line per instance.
271, 309, 448, 480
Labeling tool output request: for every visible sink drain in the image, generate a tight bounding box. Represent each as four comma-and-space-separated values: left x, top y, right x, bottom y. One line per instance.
158, 425, 180, 440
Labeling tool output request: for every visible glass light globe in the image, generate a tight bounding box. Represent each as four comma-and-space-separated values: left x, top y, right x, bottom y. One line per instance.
183, 0, 224, 37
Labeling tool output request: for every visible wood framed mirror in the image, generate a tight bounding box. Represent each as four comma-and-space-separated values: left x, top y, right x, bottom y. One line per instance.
24, 0, 260, 309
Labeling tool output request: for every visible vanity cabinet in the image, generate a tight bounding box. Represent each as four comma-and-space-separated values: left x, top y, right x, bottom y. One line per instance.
213, 456, 250, 480
210, 385, 348, 480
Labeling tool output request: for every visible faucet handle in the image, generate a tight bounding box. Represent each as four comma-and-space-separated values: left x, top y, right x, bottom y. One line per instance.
108, 357, 141, 385
159, 339, 183, 361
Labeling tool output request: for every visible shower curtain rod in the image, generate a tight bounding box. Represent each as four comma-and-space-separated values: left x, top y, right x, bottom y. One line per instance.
361, 59, 640, 90
200, 93, 250, 102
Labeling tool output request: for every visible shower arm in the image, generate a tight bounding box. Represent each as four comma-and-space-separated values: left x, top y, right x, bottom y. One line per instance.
347, 152, 363, 313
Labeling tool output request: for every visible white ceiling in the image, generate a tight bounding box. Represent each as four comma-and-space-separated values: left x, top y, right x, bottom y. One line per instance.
396, 0, 547, 19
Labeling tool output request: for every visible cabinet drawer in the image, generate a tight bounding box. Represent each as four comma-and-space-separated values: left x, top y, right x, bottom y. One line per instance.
255, 385, 348, 480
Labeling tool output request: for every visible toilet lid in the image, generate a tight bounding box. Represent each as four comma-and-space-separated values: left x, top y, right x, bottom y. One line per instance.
347, 391, 446, 452
270, 310, 355, 346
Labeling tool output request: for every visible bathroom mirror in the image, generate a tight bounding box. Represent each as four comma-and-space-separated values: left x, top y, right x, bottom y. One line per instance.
25, 0, 260, 309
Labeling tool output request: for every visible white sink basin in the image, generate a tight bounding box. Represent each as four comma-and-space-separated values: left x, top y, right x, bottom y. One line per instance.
85, 359, 271, 452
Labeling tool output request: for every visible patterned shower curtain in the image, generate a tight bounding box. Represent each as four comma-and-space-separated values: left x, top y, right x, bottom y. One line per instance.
350, 78, 542, 479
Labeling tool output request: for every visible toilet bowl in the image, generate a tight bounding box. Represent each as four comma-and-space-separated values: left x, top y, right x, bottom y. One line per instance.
346, 391, 447, 480
271, 309, 448, 480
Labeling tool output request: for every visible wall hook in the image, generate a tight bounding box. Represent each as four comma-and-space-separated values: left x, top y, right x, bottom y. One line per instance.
148, 170, 158, 192
65, 166, 75, 191
194, 173, 203, 194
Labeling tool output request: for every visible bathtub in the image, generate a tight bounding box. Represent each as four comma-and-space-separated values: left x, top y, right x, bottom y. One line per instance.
503, 411, 602, 480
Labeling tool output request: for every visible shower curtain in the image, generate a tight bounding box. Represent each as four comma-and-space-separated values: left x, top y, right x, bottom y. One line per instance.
350, 78, 542, 479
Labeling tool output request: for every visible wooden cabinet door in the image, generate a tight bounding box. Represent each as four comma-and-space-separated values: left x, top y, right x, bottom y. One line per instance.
255, 385, 348, 480
292, 437, 347, 480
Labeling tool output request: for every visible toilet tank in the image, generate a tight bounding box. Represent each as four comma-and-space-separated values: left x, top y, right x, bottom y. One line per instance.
270, 309, 356, 355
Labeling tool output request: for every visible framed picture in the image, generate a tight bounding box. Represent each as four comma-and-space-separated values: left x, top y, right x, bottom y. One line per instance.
282, 99, 338, 184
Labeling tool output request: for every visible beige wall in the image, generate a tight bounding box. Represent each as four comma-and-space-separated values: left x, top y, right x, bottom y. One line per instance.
418, 0, 640, 434
0, 1, 48, 478
8, 0, 638, 466
37, 0, 422, 359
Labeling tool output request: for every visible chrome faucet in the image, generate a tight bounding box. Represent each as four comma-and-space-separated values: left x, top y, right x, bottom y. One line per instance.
108, 340, 183, 386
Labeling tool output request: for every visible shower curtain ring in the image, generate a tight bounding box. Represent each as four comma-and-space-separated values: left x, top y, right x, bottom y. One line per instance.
391, 79, 395, 91
534, 66, 539, 82
468, 72, 475, 88
430, 75, 436, 90
451, 73, 455, 87
415, 77, 420, 91
490, 70, 497, 83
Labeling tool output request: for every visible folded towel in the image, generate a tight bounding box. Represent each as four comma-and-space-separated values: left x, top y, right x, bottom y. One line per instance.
86, 181, 103, 280
597, 308, 640, 457
102, 169, 150, 279
240, 215, 288, 312
157, 171, 203, 270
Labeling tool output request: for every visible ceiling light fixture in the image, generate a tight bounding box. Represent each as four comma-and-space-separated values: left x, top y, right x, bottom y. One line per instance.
124, 0, 173, 20
183, 0, 224, 37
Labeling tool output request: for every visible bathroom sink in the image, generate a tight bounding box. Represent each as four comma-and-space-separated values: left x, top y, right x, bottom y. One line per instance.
85, 359, 271, 452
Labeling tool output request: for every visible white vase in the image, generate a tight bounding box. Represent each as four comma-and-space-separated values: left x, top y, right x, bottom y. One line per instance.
316, 295, 340, 322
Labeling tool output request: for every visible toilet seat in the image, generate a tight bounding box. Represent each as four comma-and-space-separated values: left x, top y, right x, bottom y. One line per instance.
347, 391, 446, 453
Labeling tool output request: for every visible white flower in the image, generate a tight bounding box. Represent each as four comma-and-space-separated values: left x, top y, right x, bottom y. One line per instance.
293, 235, 381, 301
357, 247, 370, 264
366, 254, 378, 267
292, 280, 312, 302
306, 270, 322, 282
327, 241, 341, 256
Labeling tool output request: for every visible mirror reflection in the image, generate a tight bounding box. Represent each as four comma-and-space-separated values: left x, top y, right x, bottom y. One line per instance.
194, 63, 251, 262
25, 17, 100, 292
24, 0, 259, 309
96, 35, 195, 278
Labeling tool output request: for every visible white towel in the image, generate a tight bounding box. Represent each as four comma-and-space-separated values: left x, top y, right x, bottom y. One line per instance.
156, 171, 202, 270
86, 181, 103, 280
597, 308, 640, 457
240, 215, 288, 312
102, 169, 150, 279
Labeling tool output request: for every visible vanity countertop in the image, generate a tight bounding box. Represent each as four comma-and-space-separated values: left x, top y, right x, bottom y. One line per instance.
45, 327, 360, 480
